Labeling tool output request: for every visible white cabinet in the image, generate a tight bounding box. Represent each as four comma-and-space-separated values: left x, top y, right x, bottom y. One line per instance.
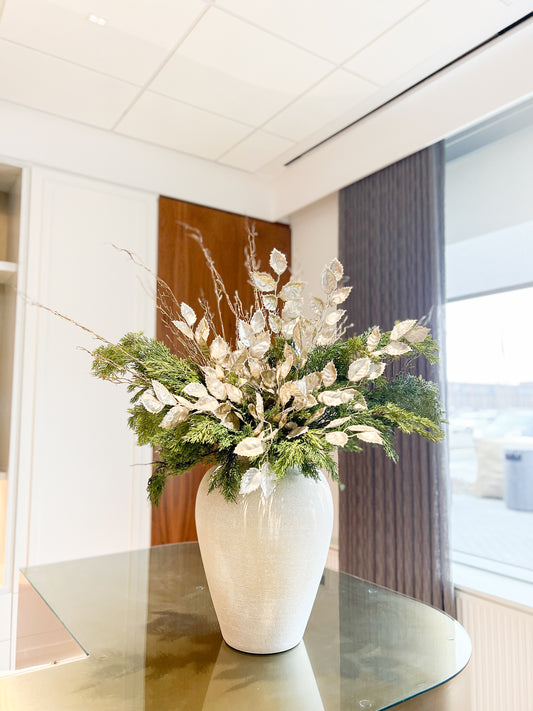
14, 168, 157, 569
0, 165, 157, 671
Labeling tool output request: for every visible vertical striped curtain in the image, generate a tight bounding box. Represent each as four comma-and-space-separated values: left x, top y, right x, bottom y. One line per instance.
338, 143, 453, 614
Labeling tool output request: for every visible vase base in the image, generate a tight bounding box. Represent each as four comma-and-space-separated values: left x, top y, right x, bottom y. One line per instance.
222, 638, 302, 656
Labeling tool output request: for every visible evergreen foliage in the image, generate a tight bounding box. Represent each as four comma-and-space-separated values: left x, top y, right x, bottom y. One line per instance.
89, 250, 445, 504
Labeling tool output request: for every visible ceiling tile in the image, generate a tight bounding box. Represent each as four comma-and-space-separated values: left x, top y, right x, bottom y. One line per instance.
115, 91, 253, 160
345, 0, 511, 86
150, 8, 334, 126
218, 130, 294, 172
0, 0, 206, 85
0, 39, 139, 128
264, 69, 378, 142
216, 0, 426, 64
150, 54, 282, 127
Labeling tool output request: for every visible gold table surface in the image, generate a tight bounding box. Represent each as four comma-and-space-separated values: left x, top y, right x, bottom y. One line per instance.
2, 543, 470, 710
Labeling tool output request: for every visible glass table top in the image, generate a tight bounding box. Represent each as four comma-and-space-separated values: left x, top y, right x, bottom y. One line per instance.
1, 543, 470, 710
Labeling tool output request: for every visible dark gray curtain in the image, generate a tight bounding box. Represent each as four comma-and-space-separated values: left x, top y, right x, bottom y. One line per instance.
338, 143, 453, 614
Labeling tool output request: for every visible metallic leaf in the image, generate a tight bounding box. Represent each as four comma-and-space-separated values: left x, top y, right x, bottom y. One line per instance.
305, 372, 322, 392
260, 464, 277, 499
318, 390, 344, 407
262, 294, 278, 312
239, 467, 262, 495
325, 431, 348, 447
251, 271, 276, 293
282, 299, 303, 320
321, 361, 337, 387
256, 392, 264, 419
278, 352, 293, 381
206, 374, 226, 400
325, 309, 345, 326
292, 396, 306, 411
234, 437, 266, 457
367, 362, 386, 380
292, 321, 303, 353
248, 358, 262, 379
287, 426, 309, 439
329, 258, 344, 281
140, 390, 164, 414
383, 341, 411, 356
183, 382, 208, 398
348, 424, 383, 444
195, 317, 209, 344
210, 335, 229, 362
321, 267, 336, 294
238, 320, 254, 347
390, 319, 417, 341
306, 407, 325, 424
249, 335, 270, 359
348, 357, 371, 382
367, 326, 381, 352
160, 405, 189, 429
221, 412, 240, 430
152, 379, 177, 406
357, 430, 383, 445
279, 281, 305, 301
226, 383, 243, 404
176, 395, 194, 409
340, 388, 360, 405
310, 297, 325, 318
250, 310, 266, 334
279, 382, 295, 406
269, 248, 288, 275
172, 319, 194, 340
194, 395, 220, 412
269, 313, 282, 333
330, 287, 352, 305
404, 326, 430, 343
339, 389, 364, 405
316, 325, 336, 345
295, 378, 307, 396
281, 319, 296, 339
326, 416, 351, 429
261, 369, 276, 389
180, 302, 197, 327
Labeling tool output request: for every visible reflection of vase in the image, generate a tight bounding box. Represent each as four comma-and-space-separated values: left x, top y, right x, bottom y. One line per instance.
202, 640, 325, 711
195, 467, 333, 654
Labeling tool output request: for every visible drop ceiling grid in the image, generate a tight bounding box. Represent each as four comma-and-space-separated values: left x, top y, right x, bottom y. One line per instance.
0, 0, 529, 173
0, 0, 437, 168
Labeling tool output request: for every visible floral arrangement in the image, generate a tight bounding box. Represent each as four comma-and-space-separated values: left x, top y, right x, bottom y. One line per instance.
91, 230, 444, 503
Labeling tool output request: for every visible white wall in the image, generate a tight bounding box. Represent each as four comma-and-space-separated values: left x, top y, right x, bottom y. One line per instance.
290, 192, 339, 288
0, 100, 272, 222
15, 168, 157, 567
446, 124, 533, 300
290, 192, 340, 551
446, 124, 533, 244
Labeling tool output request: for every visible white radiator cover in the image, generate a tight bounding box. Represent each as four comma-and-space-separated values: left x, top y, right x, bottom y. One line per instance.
456, 587, 533, 711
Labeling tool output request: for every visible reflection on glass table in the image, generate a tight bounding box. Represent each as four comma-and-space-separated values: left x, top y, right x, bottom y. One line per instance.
0, 543, 470, 710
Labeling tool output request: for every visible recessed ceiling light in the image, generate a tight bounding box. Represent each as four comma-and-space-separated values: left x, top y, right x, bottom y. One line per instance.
87, 13, 107, 26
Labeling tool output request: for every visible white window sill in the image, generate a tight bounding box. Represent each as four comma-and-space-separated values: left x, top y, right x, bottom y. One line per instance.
453, 558, 533, 609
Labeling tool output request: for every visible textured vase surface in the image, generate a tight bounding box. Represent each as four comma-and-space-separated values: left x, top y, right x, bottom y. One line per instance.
195, 467, 334, 654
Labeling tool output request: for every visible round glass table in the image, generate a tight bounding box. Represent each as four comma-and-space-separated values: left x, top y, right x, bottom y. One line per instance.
2, 543, 470, 710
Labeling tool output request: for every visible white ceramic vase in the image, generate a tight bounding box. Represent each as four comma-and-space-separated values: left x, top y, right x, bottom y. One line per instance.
195, 466, 334, 655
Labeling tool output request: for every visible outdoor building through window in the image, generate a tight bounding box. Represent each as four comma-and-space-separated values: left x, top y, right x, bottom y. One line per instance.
446, 288, 533, 577
445, 99, 533, 602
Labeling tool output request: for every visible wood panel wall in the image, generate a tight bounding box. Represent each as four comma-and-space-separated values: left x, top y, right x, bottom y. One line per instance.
152, 197, 291, 545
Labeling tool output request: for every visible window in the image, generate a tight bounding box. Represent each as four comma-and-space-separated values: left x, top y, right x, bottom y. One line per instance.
445, 100, 533, 604
446, 288, 533, 580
